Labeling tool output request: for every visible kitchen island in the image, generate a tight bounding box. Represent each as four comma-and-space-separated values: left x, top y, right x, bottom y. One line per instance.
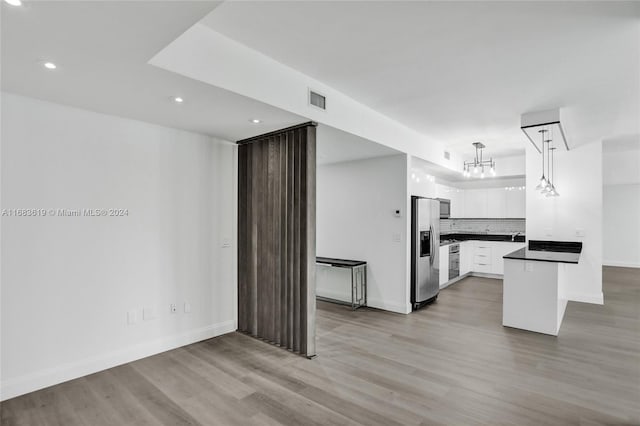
502, 241, 582, 336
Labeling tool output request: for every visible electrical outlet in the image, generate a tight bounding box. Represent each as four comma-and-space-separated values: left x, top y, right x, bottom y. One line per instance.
392, 233, 401, 242
143, 306, 156, 321
184, 302, 192, 313
127, 309, 137, 325
575, 228, 585, 237
221, 238, 231, 248
170, 304, 177, 314
525, 262, 534, 272
544, 228, 553, 237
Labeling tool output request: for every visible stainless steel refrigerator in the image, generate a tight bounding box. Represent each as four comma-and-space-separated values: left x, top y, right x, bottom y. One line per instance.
411, 196, 440, 310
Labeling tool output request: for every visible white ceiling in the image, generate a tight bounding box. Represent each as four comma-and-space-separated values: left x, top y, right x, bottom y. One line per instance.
202, 1, 640, 158
3, 1, 637, 166
0, 1, 401, 166
0, 1, 307, 142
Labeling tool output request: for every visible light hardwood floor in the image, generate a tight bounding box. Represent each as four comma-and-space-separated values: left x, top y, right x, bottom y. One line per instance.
2, 266, 639, 425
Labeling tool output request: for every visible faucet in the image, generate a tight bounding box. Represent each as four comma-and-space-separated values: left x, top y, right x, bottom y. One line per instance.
511, 232, 522, 242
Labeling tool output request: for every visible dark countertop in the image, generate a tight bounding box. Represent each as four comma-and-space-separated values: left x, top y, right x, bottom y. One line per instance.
503, 240, 582, 264
316, 257, 366, 267
440, 233, 525, 246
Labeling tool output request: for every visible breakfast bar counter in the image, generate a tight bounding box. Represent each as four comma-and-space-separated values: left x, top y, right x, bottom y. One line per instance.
502, 240, 582, 336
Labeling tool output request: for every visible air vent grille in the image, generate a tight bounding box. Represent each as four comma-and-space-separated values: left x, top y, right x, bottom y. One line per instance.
309, 90, 326, 110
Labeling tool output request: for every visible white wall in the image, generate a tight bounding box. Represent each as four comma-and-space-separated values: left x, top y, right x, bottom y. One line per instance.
603, 145, 640, 267
0, 93, 237, 400
603, 184, 640, 267
525, 141, 603, 304
603, 148, 640, 186
317, 155, 409, 314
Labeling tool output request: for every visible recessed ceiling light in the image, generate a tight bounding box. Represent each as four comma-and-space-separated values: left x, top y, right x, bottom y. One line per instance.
43, 62, 57, 70
173, 96, 184, 103
4, 0, 22, 6
250, 119, 262, 124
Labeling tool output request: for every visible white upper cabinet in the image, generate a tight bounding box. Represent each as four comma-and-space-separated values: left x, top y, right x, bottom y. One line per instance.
435, 183, 449, 199
487, 188, 507, 218
443, 187, 525, 218
449, 189, 465, 218
463, 189, 488, 218
505, 189, 526, 218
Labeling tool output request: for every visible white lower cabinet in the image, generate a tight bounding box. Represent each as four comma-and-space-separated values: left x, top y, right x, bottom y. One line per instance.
439, 246, 449, 286
473, 242, 492, 273
449, 240, 526, 280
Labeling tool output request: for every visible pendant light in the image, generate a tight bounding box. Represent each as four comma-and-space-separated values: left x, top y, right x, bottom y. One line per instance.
535, 129, 548, 190
540, 139, 553, 194
546, 147, 560, 197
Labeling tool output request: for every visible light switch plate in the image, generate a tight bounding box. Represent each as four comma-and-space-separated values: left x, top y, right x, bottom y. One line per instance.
392, 233, 401, 242
221, 238, 231, 248
525, 262, 534, 272
184, 302, 192, 313
544, 228, 553, 237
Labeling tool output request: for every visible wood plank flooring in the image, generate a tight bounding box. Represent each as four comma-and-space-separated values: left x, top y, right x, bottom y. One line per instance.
2, 266, 639, 425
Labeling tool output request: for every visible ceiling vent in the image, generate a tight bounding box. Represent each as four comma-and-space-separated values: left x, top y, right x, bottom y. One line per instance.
308, 89, 326, 110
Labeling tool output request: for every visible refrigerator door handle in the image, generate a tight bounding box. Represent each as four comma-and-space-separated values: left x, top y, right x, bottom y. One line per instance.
430, 225, 434, 265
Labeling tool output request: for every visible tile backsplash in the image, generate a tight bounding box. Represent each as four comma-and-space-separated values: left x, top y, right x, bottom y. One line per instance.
441, 218, 525, 234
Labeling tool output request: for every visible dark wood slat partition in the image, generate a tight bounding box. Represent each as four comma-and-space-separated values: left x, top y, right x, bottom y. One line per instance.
237, 122, 316, 358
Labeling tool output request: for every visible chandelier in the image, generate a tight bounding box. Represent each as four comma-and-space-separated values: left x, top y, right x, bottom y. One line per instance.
462, 142, 495, 178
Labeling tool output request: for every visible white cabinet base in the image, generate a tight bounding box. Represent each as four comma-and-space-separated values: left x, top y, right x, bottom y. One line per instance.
439, 271, 502, 289
502, 259, 568, 336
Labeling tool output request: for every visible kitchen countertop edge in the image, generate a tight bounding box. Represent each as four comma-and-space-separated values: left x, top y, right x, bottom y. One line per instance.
503, 248, 580, 264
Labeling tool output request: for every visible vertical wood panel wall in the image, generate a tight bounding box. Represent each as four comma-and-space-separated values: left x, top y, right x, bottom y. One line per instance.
237, 122, 316, 358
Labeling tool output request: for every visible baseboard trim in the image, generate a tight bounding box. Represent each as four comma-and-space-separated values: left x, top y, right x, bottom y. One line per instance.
440, 272, 503, 290
566, 291, 604, 305
470, 272, 503, 279
603, 260, 640, 268
0, 320, 236, 402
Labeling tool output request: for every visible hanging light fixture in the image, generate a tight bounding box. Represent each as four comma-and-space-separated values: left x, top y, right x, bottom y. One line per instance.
535, 129, 548, 190
545, 147, 560, 197
534, 131, 560, 197
462, 142, 496, 179
528, 124, 561, 197
521, 109, 568, 198
541, 138, 553, 194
